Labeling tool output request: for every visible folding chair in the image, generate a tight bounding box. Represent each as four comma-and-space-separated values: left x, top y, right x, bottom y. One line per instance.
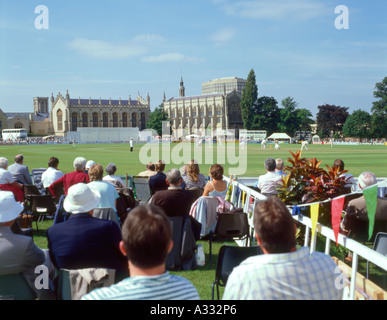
186, 188, 204, 203
29, 194, 57, 230
0, 273, 37, 300
209, 209, 250, 268
211, 245, 262, 300
23, 185, 41, 198
367, 232, 387, 279
132, 176, 151, 204
31, 168, 47, 195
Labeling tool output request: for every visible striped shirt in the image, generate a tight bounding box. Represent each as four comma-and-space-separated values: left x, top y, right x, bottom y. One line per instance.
81, 272, 200, 300
223, 247, 343, 300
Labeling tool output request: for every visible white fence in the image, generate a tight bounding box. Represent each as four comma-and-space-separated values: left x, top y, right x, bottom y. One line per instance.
223, 176, 387, 300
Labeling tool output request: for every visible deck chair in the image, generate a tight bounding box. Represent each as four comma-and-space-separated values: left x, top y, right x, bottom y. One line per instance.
31, 168, 47, 195
212, 245, 262, 300
29, 194, 57, 230
209, 208, 250, 268
93, 207, 120, 227
367, 232, 387, 279
23, 185, 41, 199
57, 268, 116, 300
132, 176, 151, 204
0, 273, 37, 300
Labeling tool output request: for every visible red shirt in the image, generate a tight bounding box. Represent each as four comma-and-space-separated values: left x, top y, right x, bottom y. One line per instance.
48, 171, 89, 198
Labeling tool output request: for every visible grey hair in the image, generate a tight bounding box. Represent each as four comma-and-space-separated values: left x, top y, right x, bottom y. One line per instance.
106, 163, 117, 175
275, 158, 284, 170
0, 157, 8, 169
264, 158, 276, 172
166, 168, 181, 185
73, 157, 87, 171
358, 171, 377, 189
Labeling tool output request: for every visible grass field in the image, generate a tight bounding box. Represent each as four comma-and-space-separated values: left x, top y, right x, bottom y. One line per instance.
1, 142, 386, 178
2, 142, 386, 299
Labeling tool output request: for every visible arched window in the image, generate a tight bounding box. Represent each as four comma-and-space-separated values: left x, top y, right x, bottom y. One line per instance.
140, 113, 146, 130
71, 113, 78, 131
122, 113, 128, 127
14, 122, 23, 129
92, 113, 98, 127
82, 113, 88, 127
113, 112, 118, 127
103, 112, 108, 127
57, 109, 63, 131
131, 113, 137, 127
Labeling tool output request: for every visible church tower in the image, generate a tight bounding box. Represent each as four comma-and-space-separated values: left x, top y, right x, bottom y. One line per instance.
179, 76, 185, 98
33, 97, 49, 114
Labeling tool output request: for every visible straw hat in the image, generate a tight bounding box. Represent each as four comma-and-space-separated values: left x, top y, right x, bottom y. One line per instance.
0, 191, 24, 223
63, 183, 100, 214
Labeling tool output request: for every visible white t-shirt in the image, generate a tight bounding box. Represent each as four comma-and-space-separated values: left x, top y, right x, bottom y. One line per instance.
41, 167, 65, 188
0, 168, 15, 185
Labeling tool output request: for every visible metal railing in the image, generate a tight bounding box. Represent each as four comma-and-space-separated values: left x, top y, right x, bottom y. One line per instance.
223, 176, 387, 300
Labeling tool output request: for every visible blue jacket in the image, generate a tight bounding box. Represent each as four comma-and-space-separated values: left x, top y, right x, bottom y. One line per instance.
47, 213, 128, 281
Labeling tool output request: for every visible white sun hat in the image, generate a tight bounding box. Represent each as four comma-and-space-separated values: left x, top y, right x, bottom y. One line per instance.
0, 191, 24, 223
86, 160, 96, 170
63, 183, 101, 214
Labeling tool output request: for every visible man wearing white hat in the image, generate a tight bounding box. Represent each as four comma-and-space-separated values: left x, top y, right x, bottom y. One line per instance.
47, 184, 128, 281
0, 191, 56, 299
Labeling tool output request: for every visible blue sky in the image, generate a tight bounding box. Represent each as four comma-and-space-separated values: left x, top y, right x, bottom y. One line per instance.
0, 0, 386, 117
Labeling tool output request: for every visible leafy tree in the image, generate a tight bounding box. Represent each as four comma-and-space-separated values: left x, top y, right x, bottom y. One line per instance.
146, 104, 169, 135
278, 97, 300, 136
250, 96, 280, 135
240, 69, 258, 129
342, 109, 371, 138
371, 77, 387, 138
316, 104, 349, 138
296, 108, 314, 132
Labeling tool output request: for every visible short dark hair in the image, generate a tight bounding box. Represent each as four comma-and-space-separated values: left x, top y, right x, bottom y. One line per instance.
155, 160, 165, 172
14, 154, 23, 163
210, 164, 223, 180
121, 205, 172, 269
48, 157, 59, 168
147, 163, 155, 171
333, 159, 345, 171
253, 197, 296, 254
264, 158, 276, 171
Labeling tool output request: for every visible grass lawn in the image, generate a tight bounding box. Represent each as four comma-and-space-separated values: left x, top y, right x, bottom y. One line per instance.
3, 142, 387, 299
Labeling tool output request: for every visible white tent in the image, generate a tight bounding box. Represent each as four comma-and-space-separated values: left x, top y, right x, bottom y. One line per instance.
267, 133, 292, 143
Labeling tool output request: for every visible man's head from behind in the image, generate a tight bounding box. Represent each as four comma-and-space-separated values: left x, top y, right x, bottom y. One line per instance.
275, 158, 284, 171
48, 157, 59, 169
73, 157, 87, 172
358, 171, 377, 189
166, 168, 181, 186
264, 158, 276, 172
253, 197, 296, 254
333, 159, 345, 171
120, 204, 172, 269
14, 154, 24, 164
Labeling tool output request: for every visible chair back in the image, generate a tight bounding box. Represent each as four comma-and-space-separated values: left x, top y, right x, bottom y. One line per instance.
30, 195, 57, 214
0, 273, 36, 300
373, 232, 387, 256
216, 245, 263, 286
53, 195, 70, 225
215, 210, 249, 239
31, 168, 47, 195
93, 207, 120, 227
186, 188, 204, 202
132, 176, 151, 203
23, 185, 41, 198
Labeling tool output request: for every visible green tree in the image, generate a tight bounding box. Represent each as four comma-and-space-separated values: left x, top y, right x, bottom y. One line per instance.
371, 77, 387, 138
342, 109, 371, 138
278, 97, 300, 136
240, 69, 258, 129
316, 104, 349, 138
296, 108, 314, 132
146, 104, 169, 136
251, 96, 280, 135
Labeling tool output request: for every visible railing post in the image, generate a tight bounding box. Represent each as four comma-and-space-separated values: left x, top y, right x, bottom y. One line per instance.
350, 253, 359, 300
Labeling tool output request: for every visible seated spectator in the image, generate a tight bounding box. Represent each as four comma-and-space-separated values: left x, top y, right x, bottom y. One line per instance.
149, 168, 194, 217
223, 196, 343, 300
8, 154, 33, 186
41, 157, 64, 188
137, 163, 156, 178
183, 160, 206, 190
179, 165, 187, 177
81, 204, 200, 300
88, 164, 120, 213
202, 164, 227, 198
275, 158, 286, 177
257, 158, 282, 197
0, 191, 56, 299
0, 157, 24, 202
103, 163, 125, 188
341, 171, 387, 243
333, 159, 355, 191
149, 160, 168, 195
48, 157, 90, 198
84, 160, 96, 174
47, 183, 128, 281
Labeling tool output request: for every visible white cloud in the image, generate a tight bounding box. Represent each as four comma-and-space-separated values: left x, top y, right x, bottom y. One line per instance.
210, 27, 236, 47
216, 0, 328, 20
68, 38, 147, 59
132, 34, 166, 44
142, 53, 205, 63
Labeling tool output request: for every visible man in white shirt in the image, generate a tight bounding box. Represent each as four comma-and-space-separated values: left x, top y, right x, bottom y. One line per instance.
41, 157, 64, 188
223, 197, 343, 300
257, 158, 282, 197
130, 138, 134, 152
